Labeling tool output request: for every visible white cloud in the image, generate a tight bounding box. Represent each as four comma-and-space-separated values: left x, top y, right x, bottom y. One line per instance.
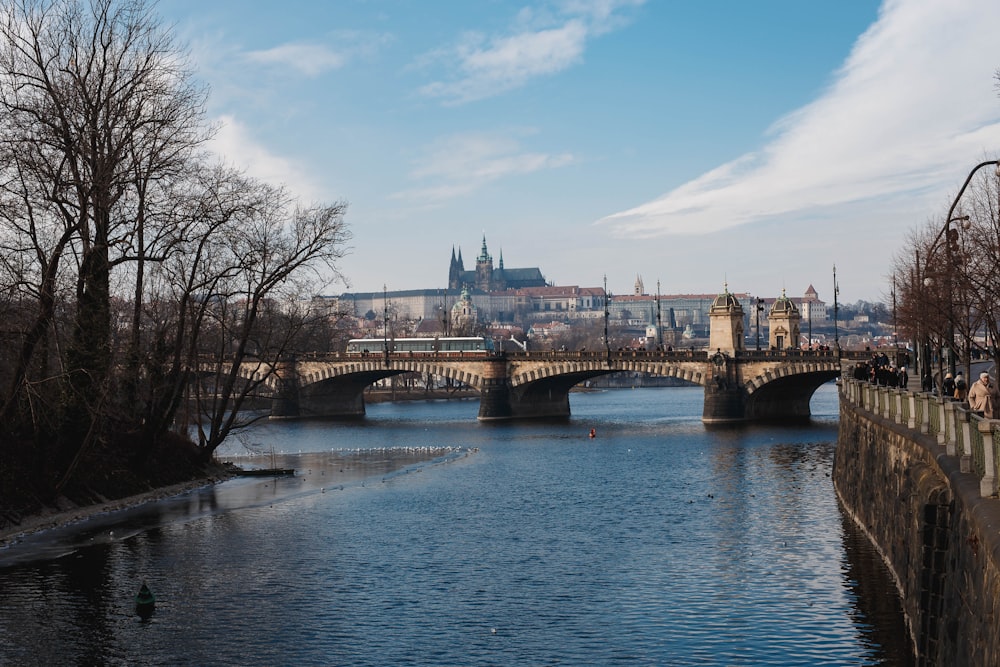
244, 42, 346, 77
392, 132, 575, 204
242, 31, 391, 78
207, 115, 326, 202
419, 0, 645, 104
599, 0, 1000, 237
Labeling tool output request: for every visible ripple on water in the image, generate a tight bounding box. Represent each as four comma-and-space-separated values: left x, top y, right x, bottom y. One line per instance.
0, 387, 911, 666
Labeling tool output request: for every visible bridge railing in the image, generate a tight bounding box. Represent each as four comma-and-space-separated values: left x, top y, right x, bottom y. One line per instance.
501, 347, 853, 362
282, 347, 862, 363
842, 377, 999, 498
503, 348, 710, 361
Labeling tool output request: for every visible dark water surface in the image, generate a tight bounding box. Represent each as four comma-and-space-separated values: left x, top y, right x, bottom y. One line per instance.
0, 385, 913, 666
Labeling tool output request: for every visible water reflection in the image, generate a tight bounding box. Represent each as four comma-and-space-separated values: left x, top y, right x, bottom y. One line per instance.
0, 386, 914, 666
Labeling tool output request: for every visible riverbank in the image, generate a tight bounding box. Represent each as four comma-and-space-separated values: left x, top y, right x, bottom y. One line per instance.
0, 427, 234, 550
0, 471, 233, 549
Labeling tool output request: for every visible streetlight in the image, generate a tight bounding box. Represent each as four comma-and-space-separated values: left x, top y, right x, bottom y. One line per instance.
833, 265, 840, 356
754, 297, 764, 351
919, 147, 1000, 381
927, 159, 1000, 378
807, 297, 813, 351
383, 284, 390, 368
656, 279, 662, 350
923, 214, 971, 382
603, 275, 612, 366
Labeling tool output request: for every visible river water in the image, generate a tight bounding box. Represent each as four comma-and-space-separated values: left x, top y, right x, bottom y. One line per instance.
0, 384, 913, 666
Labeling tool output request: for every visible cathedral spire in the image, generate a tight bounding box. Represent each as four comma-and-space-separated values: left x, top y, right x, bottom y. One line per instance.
478, 234, 490, 262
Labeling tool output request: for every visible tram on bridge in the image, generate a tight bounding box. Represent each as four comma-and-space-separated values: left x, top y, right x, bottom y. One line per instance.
345, 336, 495, 357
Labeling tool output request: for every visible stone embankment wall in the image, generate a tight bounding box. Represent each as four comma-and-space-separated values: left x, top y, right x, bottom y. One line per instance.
836, 378, 1000, 666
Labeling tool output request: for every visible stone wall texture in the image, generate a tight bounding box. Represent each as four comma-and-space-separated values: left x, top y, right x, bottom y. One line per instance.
837, 390, 1000, 666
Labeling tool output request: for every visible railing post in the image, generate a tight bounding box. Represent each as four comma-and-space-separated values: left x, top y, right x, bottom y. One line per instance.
958, 408, 972, 473
920, 393, 931, 434
893, 388, 902, 424
907, 392, 917, 429
977, 420, 997, 498
937, 398, 948, 445
943, 400, 957, 456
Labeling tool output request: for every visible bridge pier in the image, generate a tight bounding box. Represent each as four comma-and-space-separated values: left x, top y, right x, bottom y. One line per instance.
702, 353, 746, 423
476, 357, 577, 420
702, 381, 747, 423
478, 377, 513, 420
270, 358, 300, 419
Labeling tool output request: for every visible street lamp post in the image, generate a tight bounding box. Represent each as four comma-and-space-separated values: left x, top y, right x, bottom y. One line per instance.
922, 215, 968, 381
656, 279, 662, 350
892, 274, 898, 348
754, 297, 764, 351
807, 299, 813, 351
603, 275, 612, 367
916, 249, 935, 392
383, 284, 390, 368
833, 265, 840, 356
927, 160, 1000, 379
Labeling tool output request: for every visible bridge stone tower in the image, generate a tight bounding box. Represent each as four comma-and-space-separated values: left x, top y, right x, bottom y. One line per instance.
768, 289, 801, 350
708, 284, 745, 354
704, 285, 746, 423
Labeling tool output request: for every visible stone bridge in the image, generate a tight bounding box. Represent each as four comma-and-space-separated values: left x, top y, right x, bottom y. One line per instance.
231, 349, 858, 423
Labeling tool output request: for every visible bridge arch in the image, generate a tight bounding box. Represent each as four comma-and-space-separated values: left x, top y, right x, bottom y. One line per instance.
297, 359, 486, 390
740, 359, 843, 420
216, 350, 854, 421
286, 358, 488, 418
509, 358, 707, 388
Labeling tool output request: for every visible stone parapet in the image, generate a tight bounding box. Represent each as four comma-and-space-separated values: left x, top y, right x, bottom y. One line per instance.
837, 378, 1000, 666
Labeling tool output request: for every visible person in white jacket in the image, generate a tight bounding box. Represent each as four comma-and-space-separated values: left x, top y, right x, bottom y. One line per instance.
968, 372, 999, 418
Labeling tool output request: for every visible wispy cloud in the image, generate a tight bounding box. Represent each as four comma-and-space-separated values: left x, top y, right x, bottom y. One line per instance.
392, 131, 575, 204
418, 0, 644, 104
243, 30, 392, 78
599, 0, 1000, 237
244, 43, 346, 77
207, 115, 326, 202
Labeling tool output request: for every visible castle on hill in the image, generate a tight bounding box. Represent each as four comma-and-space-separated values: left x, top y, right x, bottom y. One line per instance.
448, 236, 546, 292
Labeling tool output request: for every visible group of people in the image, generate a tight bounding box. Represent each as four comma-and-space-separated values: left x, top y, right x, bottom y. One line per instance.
939, 370, 999, 418
853, 353, 1000, 419
852, 353, 908, 388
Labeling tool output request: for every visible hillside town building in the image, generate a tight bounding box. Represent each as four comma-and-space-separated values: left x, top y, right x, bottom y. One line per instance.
448, 236, 547, 292
322, 245, 832, 349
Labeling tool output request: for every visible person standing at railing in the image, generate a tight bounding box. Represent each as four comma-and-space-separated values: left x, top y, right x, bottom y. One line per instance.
942, 373, 956, 398
954, 373, 968, 403
968, 372, 999, 418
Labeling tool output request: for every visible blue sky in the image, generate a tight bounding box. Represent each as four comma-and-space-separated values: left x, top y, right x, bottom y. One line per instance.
158, 0, 1000, 303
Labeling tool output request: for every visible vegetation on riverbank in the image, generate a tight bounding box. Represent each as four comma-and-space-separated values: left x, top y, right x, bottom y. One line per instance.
0, 0, 349, 515
0, 430, 228, 535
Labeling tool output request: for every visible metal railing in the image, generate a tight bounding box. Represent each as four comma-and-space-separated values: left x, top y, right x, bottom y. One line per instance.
842, 377, 999, 498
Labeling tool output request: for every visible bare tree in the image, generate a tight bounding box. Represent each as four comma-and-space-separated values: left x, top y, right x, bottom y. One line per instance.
140, 167, 349, 459
893, 164, 1000, 386
0, 0, 208, 474
0, 0, 352, 495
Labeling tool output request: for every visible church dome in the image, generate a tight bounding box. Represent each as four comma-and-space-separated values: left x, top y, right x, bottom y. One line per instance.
769, 289, 799, 316
710, 284, 743, 314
